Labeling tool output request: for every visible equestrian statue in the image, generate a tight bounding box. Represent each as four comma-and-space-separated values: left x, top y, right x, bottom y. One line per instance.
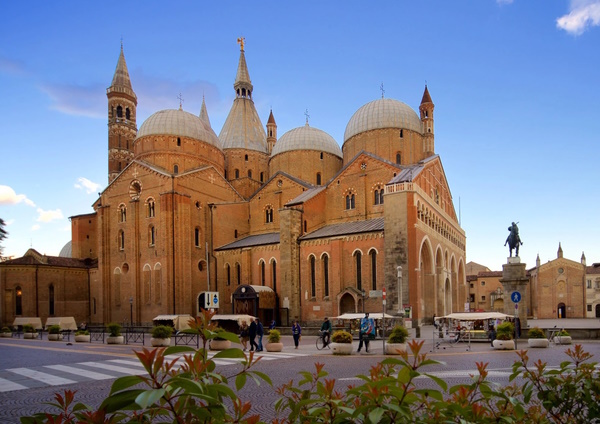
504, 222, 523, 257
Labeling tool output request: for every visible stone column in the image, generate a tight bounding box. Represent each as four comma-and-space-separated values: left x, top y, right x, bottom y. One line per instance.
499, 257, 528, 330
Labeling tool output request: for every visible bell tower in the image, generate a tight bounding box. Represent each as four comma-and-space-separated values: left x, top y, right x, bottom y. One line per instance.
419, 85, 434, 157
107, 43, 137, 184
266, 109, 277, 154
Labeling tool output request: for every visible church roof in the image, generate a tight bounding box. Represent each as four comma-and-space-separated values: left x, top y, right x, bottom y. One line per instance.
199, 97, 211, 127
271, 123, 342, 158
215, 232, 280, 251
421, 85, 432, 104
108, 45, 136, 99
0, 249, 97, 268
138, 109, 221, 148
343, 98, 422, 143
299, 217, 384, 241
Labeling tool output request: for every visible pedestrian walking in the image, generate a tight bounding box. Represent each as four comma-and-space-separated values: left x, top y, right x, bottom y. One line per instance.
249, 318, 258, 352
256, 318, 264, 352
357, 312, 374, 353
239, 321, 249, 351
292, 320, 302, 349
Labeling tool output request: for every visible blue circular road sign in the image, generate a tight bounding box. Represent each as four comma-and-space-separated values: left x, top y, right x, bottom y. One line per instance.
511, 291, 522, 303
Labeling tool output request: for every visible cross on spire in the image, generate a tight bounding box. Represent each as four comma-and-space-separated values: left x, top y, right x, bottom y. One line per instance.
304, 109, 310, 125
177, 93, 184, 110
237, 37, 245, 51
380, 82, 385, 98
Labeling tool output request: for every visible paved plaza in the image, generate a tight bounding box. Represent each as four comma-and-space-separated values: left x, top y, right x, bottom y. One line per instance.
1, 323, 600, 422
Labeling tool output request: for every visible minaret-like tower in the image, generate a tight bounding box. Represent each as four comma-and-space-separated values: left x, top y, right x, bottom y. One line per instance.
199, 95, 211, 127
107, 43, 137, 184
266, 109, 277, 154
419, 85, 434, 156
581, 252, 586, 266
557, 242, 563, 258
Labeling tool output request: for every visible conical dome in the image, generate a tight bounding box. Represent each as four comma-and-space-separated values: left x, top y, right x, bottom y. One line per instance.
272, 123, 341, 158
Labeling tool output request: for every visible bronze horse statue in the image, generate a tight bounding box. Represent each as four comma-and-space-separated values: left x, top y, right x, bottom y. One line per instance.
505, 222, 523, 257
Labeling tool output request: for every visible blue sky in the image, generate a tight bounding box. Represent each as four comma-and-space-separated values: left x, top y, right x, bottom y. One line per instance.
1, 1, 599, 272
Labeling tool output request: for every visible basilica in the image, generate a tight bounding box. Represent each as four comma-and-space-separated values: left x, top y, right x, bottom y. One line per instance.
0, 42, 467, 327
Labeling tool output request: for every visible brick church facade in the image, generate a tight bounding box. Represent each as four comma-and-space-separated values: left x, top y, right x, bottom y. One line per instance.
1, 41, 467, 327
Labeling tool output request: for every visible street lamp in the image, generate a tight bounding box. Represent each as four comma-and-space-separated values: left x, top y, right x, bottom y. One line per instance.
129, 297, 133, 326
397, 266, 403, 316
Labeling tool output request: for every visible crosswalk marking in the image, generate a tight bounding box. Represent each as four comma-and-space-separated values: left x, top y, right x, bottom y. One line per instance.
44, 364, 115, 380
0, 350, 310, 393
7, 367, 76, 386
0, 377, 28, 392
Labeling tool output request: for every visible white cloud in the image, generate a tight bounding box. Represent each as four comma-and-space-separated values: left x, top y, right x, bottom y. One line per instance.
75, 177, 102, 194
496, 0, 513, 5
557, 0, 600, 35
39, 82, 105, 118
31, 224, 41, 231
36, 208, 64, 223
0, 185, 36, 207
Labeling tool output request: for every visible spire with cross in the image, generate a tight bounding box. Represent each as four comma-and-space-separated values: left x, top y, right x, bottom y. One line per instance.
177, 93, 184, 110
304, 109, 310, 125
380, 82, 385, 98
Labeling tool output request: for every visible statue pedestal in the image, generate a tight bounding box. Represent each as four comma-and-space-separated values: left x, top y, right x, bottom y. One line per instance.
500, 259, 528, 329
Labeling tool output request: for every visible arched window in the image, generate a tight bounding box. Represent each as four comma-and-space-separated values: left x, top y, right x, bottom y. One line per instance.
15, 286, 23, 315
235, 169, 240, 179
49, 285, 55, 316
323, 255, 329, 297
117, 105, 123, 118
399, 129, 403, 138
248, 170, 252, 179
354, 251, 362, 291
316, 173, 322, 185
345, 193, 356, 210
396, 153, 401, 164
260, 172, 264, 182
113, 269, 121, 306
149, 225, 155, 246
118, 230, 125, 250
126, 108, 131, 120
236, 263, 241, 285
272, 260, 277, 291
370, 250, 377, 290
374, 187, 384, 205
379, 189, 384, 205
226, 264, 231, 286
173, 164, 179, 174
119, 205, 126, 222
177, 137, 181, 146
310, 256, 316, 298
260, 261, 266, 286
143, 264, 152, 304
245, 154, 248, 161
265, 206, 274, 223
195, 228, 200, 247
147, 199, 155, 218
154, 264, 162, 304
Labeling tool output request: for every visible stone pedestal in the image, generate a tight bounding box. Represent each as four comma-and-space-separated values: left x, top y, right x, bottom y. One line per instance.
499, 257, 529, 329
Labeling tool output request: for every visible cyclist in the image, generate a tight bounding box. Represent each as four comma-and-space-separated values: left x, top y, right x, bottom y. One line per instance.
320, 317, 332, 345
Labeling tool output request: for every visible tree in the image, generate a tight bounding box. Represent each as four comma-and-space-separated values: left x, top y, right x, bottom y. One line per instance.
0, 218, 7, 256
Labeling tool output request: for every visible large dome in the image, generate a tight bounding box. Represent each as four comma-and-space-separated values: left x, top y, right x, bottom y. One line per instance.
137, 109, 222, 148
272, 123, 342, 158
344, 98, 422, 142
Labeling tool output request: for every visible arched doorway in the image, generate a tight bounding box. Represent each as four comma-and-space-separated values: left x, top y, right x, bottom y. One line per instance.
339, 293, 355, 314
557, 303, 566, 318
419, 240, 434, 321
232, 285, 277, 324
444, 278, 452, 315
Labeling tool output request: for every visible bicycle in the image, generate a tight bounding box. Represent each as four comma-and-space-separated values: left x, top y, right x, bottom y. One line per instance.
316, 330, 331, 350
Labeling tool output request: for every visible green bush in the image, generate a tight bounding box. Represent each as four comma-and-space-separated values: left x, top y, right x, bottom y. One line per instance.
1, 326, 11, 333
47, 325, 61, 335
557, 329, 570, 336
22, 324, 35, 333
75, 330, 89, 336
23, 335, 600, 423
267, 329, 281, 343
528, 327, 545, 339
331, 329, 352, 343
151, 325, 173, 339
495, 321, 514, 340
387, 324, 409, 343
107, 323, 122, 337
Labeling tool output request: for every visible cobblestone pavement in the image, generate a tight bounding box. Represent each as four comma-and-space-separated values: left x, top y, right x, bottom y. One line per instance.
1, 330, 600, 422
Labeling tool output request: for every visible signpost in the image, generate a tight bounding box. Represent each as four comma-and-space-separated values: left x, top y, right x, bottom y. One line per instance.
382, 287, 386, 353
512, 291, 521, 348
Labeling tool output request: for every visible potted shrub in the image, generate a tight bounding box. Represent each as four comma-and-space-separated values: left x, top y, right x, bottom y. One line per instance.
527, 327, 549, 348
265, 329, 283, 352
47, 324, 61, 341
75, 330, 90, 343
331, 330, 353, 355
492, 322, 515, 350
107, 323, 124, 344
23, 324, 38, 339
209, 327, 231, 351
151, 325, 173, 347
0, 327, 12, 338
386, 324, 409, 355
554, 329, 572, 345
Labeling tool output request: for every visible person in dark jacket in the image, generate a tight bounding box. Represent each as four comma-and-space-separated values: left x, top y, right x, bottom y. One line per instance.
256, 318, 264, 352
292, 320, 302, 349
249, 319, 258, 352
